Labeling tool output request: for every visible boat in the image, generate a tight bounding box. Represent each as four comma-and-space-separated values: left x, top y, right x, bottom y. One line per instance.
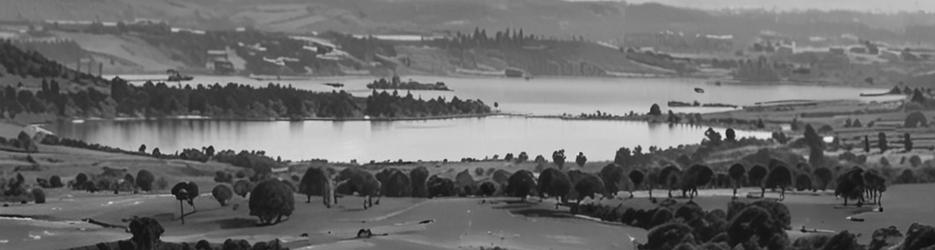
694, 87, 705, 93
859, 92, 895, 97
505, 68, 525, 78
324, 83, 344, 88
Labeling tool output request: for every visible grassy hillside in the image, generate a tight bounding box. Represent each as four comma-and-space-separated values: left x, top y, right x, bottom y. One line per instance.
5, 0, 935, 47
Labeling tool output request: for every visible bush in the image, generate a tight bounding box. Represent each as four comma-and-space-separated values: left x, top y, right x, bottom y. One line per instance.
214, 171, 233, 183
49, 175, 63, 188
32, 188, 46, 204
426, 175, 455, 198
136, 170, 155, 191
822, 231, 861, 250
905, 112, 928, 128
75, 173, 88, 189
477, 181, 497, 196
212, 185, 233, 206
180, 148, 209, 162
643, 222, 694, 250
903, 223, 935, 250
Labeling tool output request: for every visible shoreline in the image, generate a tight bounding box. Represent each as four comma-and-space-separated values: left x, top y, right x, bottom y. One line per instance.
58, 112, 771, 131
104, 72, 884, 88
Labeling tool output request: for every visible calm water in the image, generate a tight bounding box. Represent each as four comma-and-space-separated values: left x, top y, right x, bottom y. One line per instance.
69, 76, 895, 161
51, 117, 768, 162
112, 75, 899, 115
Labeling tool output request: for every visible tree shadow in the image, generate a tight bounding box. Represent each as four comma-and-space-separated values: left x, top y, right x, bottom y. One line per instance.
490, 199, 536, 210
216, 217, 260, 229
509, 208, 575, 219
150, 212, 176, 221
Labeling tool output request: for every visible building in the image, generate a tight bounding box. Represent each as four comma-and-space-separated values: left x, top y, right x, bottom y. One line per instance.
23, 124, 54, 142
205, 48, 236, 74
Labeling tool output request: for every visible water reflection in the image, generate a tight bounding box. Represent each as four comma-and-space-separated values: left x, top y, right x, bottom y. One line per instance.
51, 117, 770, 162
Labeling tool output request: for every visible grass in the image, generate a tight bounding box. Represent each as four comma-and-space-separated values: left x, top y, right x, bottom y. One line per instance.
2, 137, 934, 249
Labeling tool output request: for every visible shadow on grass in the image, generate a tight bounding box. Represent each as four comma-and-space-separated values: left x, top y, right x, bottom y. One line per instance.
217, 217, 260, 229
490, 199, 537, 210
509, 208, 576, 219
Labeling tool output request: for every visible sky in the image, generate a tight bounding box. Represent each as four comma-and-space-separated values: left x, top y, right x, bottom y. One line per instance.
580, 0, 935, 13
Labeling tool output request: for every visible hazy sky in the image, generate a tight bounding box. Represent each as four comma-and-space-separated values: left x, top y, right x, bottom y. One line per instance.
619, 0, 935, 12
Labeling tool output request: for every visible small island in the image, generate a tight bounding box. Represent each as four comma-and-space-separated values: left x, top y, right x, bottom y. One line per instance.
367, 75, 452, 91
668, 100, 738, 108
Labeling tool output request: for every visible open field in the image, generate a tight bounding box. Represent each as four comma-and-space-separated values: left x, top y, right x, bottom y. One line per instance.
2, 142, 935, 249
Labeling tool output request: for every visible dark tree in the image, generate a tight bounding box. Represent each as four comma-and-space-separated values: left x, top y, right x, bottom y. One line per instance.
136, 170, 155, 191
905, 112, 927, 128
32, 188, 46, 204
75, 173, 88, 189
725, 128, 737, 142
568, 170, 605, 212
728, 164, 745, 198
727, 206, 786, 248
643, 222, 694, 250
212, 184, 233, 206
679, 164, 713, 200
813, 167, 833, 190
477, 181, 497, 196
748, 165, 767, 196
139, 144, 146, 153
835, 168, 866, 207
552, 149, 566, 169
378, 168, 412, 198
128, 217, 164, 250
599, 164, 626, 197
864, 135, 871, 153
233, 180, 253, 198
628, 169, 645, 195
17, 131, 37, 152
794, 174, 813, 191
905, 133, 913, 152
764, 165, 792, 200
649, 103, 662, 116
659, 165, 682, 198
878, 132, 888, 152
538, 168, 571, 208
50, 175, 63, 188
902, 223, 935, 250
804, 124, 824, 167
575, 152, 587, 167
505, 170, 537, 201
214, 171, 233, 183
410, 166, 429, 197
516, 152, 528, 163
171, 182, 199, 224
334, 168, 381, 209
426, 175, 455, 198
249, 179, 295, 225
704, 127, 722, 145
299, 167, 331, 203
864, 171, 887, 209
453, 169, 475, 196
822, 231, 861, 250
